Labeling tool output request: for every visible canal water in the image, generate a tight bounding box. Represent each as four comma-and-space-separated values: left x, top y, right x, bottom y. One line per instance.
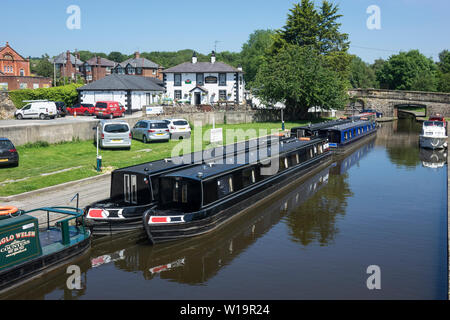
2, 118, 447, 300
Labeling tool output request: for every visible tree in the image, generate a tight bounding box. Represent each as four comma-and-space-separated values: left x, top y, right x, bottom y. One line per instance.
108, 51, 127, 63
271, 0, 351, 79
31, 54, 53, 78
437, 50, 450, 92
376, 50, 438, 91
240, 29, 275, 86
349, 55, 377, 89
254, 45, 348, 120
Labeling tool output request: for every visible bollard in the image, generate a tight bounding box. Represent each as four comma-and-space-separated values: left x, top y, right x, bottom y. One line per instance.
96, 155, 102, 172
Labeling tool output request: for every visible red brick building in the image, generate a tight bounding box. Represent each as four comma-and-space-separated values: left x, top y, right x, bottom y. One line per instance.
50, 50, 84, 80
0, 42, 52, 91
0, 42, 30, 77
81, 56, 116, 83
111, 52, 164, 80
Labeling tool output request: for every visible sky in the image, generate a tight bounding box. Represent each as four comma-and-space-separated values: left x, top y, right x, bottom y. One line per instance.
1, 0, 448, 63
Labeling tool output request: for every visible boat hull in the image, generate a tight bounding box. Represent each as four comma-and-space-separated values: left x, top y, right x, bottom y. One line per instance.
419, 135, 448, 149
0, 236, 90, 294
144, 152, 331, 244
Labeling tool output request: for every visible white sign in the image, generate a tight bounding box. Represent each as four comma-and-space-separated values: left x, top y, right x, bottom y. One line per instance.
210, 128, 223, 143
145, 106, 163, 115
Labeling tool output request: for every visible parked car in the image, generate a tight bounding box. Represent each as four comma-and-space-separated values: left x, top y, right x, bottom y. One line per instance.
132, 120, 170, 143
94, 120, 131, 149
14, 100, 57, 120
67, 103, 95, 116
55, 101, 67, 117
164, 118, 191, 140
0, 138, 19, 167
94, 101, 125, 119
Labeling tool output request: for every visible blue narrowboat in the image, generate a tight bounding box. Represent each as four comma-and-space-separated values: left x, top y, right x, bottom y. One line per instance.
290, 118, 352, 138
319, 120, 377, 148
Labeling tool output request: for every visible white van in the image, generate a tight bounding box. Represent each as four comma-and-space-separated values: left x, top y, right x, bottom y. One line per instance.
14, 100, 58, 120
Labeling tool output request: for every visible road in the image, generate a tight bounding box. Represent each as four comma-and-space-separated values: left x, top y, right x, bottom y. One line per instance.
5, 174, 111, 222
0, 112, 142, 128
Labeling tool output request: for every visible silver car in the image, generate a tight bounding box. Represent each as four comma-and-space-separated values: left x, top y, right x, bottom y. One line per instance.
95, 120, 131, 149
131, 120, 170, 143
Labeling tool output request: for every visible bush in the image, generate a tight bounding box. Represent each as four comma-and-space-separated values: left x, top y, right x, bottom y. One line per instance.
8, 83, 83, 109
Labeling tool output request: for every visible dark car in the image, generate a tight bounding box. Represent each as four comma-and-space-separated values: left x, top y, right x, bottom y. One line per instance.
55, 101, 67, 117
0, 138, 19, 167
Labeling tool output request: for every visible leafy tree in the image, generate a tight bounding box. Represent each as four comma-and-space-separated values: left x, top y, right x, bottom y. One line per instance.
349, 55, 377, 89
240, 29, 275, 87
376, 50, 438, 91
254, 45, 348, 120
31, 54, 53, 78
108, 51, 127, 63
437, 50, 450, 92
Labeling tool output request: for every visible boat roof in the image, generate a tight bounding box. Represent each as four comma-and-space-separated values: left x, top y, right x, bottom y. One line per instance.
162, 138, 325, 181
291, 119, 350, 132
114, 135, 291, 176
324, 120, 373, 131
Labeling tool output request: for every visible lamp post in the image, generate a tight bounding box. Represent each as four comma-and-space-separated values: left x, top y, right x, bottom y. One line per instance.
94, 123, 102, 172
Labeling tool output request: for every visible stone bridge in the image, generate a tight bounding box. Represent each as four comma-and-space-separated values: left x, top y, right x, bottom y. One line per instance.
348, 89, 450, 118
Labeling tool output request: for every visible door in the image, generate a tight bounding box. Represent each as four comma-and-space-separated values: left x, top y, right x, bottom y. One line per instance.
195, 92, 201, 105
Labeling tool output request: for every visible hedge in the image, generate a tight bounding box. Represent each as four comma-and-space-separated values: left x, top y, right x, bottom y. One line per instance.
8, 83, 83, 109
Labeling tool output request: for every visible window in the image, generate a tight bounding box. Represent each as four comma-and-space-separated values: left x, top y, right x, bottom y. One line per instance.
217, 174, 233, 198
136, 67, 142, 75
20, 69, 24, 76
104, 124, 129, 133
196, 73, 204, 85
126, 65, 135, 74
174, 90, 182, 100
219, 90, 227, 100
85, 66, 91, 72
152, 69, 156, 75
242, 168, 256, 187
174, 73, 182, 86
123, 174, 136, 204
219, 73, 226, 86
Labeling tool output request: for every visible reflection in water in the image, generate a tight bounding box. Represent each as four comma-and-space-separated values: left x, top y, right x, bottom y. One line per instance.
420, 148, 447, 169
286, 137, 375, 246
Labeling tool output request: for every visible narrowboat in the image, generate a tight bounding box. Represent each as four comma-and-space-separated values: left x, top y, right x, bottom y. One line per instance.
319, 119, 377, 149
419, 120, 448, 150
0, 206, 90, 293
290, 118, 352, 138
143, 136, 331, 244
84, 135, 290, 235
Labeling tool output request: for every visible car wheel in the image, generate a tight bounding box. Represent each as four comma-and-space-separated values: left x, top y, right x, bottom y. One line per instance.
16, 114, 23, 120
143, 136, 147, 144
39, 113, 46, 120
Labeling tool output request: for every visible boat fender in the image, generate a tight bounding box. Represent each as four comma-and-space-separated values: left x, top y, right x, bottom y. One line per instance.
0, 206, 19, 216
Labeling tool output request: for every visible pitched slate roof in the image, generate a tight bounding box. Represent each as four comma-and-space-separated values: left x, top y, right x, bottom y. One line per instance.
163, 61, 241, 73
77, 74, 164, 91
85, 57, 116, 67
119, 57, 160, 69
50, 52, 84, 66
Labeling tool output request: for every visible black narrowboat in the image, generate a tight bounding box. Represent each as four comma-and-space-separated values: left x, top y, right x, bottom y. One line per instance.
0, 206, 90, 293
143, 136, 332, 244
84, 135, 290, 235
320, 119, 377, 149
290, 119, 353, 139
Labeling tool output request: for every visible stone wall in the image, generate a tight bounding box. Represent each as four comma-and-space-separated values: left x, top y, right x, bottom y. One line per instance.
0, 92, 16, 119
0, 110, 257, 146
349, 89, 450, 117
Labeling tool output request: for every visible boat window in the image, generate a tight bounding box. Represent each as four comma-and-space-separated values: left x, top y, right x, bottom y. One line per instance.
217, 174, 234, 199
318, 144, 323, 154
298, 150, 307, 163
344, 131, 348, 140
314, 146, 317, 155
309, 148, 313, 159
131, 175, 137, 204
160, 178, 202, 211
173, 181, 179, 202
151, 178, 158, 201
124, 174, 130, 203
242, 168, 256, 187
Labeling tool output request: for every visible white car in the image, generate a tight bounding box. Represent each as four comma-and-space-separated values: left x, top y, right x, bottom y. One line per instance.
15, 100, 58, 120
164, 118, 191, 140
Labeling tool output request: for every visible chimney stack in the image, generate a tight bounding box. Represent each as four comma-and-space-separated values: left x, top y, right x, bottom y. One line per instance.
192, 51, 197, 64
97, 56, 101, 65
66, 50, 71, 63
211, 51, 216, 64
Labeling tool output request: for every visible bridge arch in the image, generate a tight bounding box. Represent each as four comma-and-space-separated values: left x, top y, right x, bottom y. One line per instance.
394, 103, 427, 118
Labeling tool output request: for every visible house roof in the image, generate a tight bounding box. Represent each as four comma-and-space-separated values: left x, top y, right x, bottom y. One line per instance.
77, 74, 164, 91
163, 61, 241, 73
189, 85, 208, 93
119, 57, 160, 69
85, 57, 116, 67
50, 52, 84, 66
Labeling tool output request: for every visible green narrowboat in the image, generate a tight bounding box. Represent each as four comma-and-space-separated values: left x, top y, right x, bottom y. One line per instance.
0, 206, 91, 293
